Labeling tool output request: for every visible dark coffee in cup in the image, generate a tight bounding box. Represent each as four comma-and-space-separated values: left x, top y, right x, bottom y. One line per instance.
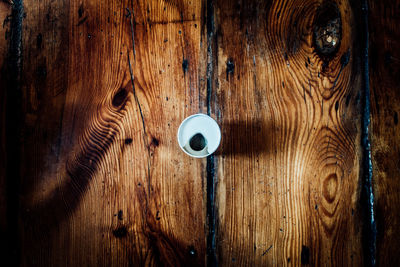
189, 133, 207, 151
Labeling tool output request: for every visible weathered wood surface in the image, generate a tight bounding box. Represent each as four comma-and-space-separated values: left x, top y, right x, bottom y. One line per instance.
0, 0, 12, 261
2, 0, 400, 266
369, 0, 400, 265
213, 0, 363, 265
17, 0, 206, 266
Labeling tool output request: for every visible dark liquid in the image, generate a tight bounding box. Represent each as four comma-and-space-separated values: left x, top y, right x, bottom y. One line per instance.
189, 133, 207, 151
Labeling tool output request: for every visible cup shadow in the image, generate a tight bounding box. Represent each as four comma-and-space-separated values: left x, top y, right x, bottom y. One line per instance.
215, 119, 273, 157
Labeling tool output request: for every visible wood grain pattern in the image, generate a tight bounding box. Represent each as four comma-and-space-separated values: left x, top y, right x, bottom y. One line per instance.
369, 0, 400, 265
4, 0, 400, 265
18, 0, 206, 266
213, 0, 363, 265
0, 1, 10, 63
0, 0, 12, 261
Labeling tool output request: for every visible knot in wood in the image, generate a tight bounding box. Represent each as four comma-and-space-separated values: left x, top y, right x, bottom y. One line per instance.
313, 1, 341, 57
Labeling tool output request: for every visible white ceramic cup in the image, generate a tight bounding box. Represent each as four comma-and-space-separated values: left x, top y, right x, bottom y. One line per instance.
177, 113, 221, 158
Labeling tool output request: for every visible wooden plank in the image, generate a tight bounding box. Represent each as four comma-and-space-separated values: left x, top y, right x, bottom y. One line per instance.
369, 0, 400, 265
213, 0, 364, 265
0, 1, 10, 61
19, 0, 206, 266
0, 0, 12, 261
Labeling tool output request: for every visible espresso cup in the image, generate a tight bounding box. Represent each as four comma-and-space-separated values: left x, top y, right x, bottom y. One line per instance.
177, 114, 221, 158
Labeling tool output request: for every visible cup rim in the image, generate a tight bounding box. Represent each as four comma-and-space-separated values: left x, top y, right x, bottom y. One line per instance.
177, 113, 221, 158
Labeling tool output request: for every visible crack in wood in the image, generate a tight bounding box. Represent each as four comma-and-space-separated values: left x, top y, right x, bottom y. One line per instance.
360, 0, 376, 266
262, 245, 273, 257
127, 52, 151, 198
126, 6, 152, 200
126, 8, 136, 59
206, 0, 217, 266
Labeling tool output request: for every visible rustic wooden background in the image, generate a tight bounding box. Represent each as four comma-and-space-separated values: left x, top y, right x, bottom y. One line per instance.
0, 0, 399, 266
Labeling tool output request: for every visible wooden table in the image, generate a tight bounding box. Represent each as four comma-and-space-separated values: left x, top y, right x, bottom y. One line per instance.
0, 0, 399, 266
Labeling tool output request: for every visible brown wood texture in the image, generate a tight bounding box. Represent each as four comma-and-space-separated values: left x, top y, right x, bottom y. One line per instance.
213, 0, 364, 265
3, 0, 400, 266
369, 0, 400, 265
18, 0, 206, 266
0, 0, 12, 260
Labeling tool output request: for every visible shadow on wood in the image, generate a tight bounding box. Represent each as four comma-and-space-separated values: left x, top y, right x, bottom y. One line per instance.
217, 120, 272, 156
21, 83, 132, 234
